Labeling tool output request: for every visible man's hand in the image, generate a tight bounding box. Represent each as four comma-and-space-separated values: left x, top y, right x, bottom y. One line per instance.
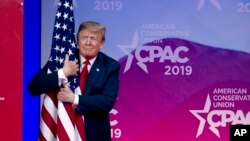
57, 83, 75, 103
62, 54, 79, 77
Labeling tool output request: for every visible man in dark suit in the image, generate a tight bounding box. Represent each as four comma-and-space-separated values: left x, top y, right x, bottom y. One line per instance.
29, 21, 120, 141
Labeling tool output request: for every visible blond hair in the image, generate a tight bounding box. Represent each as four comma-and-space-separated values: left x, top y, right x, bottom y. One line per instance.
77, 21, 106, 42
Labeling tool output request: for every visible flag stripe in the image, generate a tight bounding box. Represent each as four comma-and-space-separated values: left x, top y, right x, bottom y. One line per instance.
58, 101, 76, 140
57, 118, 71, 141
75, 115, 85, 140
44, 95, 57, 121
75, 126, 81, 141
46, 90, 59, 108
64, 103, 76, 126
39, 130, 47, 141
41, 106, 57, 138
40, 118, 57, 141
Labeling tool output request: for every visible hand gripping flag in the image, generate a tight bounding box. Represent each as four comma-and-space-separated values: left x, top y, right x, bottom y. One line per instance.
40, 0, 85, 140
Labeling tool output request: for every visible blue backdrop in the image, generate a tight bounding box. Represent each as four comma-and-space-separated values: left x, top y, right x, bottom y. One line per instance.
23, 0, 40, 140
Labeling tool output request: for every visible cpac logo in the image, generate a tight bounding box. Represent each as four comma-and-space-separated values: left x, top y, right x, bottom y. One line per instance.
190, 94, 250, 138
110, 108, 118, 126
118, 31, 189, 73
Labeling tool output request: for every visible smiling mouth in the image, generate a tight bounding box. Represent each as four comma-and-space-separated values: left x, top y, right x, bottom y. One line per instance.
86, 48, 93, 51
84, 47, 93, 50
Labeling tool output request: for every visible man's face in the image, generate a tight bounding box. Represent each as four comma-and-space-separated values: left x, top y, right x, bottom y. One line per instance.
78, 29, 104, 59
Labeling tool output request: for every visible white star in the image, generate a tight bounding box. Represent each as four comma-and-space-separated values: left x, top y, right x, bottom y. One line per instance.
58, 1, 62, 7
118, 30, 146, 73
49, 56, 53, 62
71, 42, 76, 48
189, 94, 211, 138
63, 13, 69, 20
63, 1, 70, 9
60, 47, 65, 53
54, 45, 60, 51
54, 22, 61, 29
68, 49, 73, 56
62, 36, 66, 42
47, 68, 52, 74
197, 0, 221, 11
54, 34, 60, 40
70, 17, 73, 22
54, 56, 59, 62
56, 12, 61, 18
59, 57, 64, 64
55, 0, 77, 8
62, 24, 67, 30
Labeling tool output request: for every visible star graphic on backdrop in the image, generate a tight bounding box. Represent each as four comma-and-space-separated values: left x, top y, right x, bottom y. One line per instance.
189, 94, 211, 138
118, 30, 140, 73
197, 0, 221, 11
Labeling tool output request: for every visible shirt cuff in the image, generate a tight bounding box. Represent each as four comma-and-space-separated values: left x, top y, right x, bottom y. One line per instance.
58, 69, 68, 86
73, 94, 79, 105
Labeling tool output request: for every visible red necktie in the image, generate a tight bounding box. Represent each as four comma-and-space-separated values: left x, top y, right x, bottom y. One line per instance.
74, 59, 89, 140
79, 60, 90, 91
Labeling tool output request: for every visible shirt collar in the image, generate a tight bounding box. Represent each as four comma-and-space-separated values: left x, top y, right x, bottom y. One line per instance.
80, 55, 97, 67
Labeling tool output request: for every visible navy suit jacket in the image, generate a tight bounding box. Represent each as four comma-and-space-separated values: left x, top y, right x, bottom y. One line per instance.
29, 51, 120, 141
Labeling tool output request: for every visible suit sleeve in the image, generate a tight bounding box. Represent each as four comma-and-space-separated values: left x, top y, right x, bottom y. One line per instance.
28, 63, 60, 96
77, 62, 120, 114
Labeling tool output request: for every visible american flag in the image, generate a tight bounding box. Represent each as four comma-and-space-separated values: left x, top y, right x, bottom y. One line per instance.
40, 0, 85, 140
